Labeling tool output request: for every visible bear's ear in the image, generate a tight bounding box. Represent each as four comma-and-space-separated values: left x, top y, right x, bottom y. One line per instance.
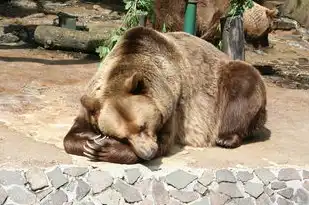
80, 95, 101, 114
124, 72, 147, 95
266, 8, 278, 18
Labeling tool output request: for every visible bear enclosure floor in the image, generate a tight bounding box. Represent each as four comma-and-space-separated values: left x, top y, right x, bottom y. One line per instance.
0, 34, 309, 171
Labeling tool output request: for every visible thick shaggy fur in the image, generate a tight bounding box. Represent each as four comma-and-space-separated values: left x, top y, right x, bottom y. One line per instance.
63, 27, 267, 164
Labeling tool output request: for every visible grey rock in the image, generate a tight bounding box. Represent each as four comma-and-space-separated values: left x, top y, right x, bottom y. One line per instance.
63, 167, 88, 177
270, 194, 276, 203
124, 168, 141, 185
96, 188, 121, 205
191, 197, 210, 205
216, 169, 236, 183
66, 181, 76, 192
7, 186, 36, 204
0, 33, 19, 43
113, 179, 142, 203
86, 170, 113, 194
227, 197, 255, 205
293, 188, 309, 204
0, 186, 8, 205
210, 191, 230, 205
303, 170, 309, 179
277, 197, 294, 205
140, 199, 154, 205
36, 187, 53, 201
0, 170, 26, 186
264, 186, 274, 197
25, 167, 49, 191
244, 182, 264, 198
198, 171, 214, 187
168, 199, 183, 205
169, 190, 199, 203
218, 182, 243, 198
254, 168, 276, 185
278, 168, 301, 181
236, 171, 254, 182
135, 178, 152, 197
271, 181, 287, 190
76, 179, 91, 200
165, 169, 197, 189
193, 182, 208, 195
256, 193, 272, 205
46, 167, 68, 189
152, 179, 169, 205
41, 190, 68, 205
277, 188, 294, 199
73, 202, 95, 205
303, 181, 309, 191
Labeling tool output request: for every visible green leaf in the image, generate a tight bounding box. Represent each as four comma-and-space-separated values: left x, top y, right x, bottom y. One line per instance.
125, 1, 133, 10
162, 23, 167, 33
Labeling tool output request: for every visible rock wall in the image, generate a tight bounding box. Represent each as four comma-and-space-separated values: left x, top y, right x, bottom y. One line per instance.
262, 0, 309, 28
0, 165, 309, 204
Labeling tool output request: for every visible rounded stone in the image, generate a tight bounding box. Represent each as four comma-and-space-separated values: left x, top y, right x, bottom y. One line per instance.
216, 169, 236, 183
236, 171, 254, 182
165, 169, 197, 189
86, 170, 113, 194
277, 188, 294, 199
278, 168, 301, 181
25, 167, 49, 191
271, 181, 287, 190
244, 182, 264, 199
7, 186, 36, 204
169, 190, 199, 203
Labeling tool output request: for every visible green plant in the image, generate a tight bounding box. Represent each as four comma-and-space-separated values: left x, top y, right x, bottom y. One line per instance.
227, 0, 254, 17
215, 0, 254, 49
96, 0, 154, 60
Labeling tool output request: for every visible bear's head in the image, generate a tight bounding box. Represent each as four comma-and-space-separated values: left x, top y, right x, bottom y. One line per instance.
80, 68, 163, 161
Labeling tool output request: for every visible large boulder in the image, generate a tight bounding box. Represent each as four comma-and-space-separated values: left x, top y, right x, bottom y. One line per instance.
262, 0, 309, 28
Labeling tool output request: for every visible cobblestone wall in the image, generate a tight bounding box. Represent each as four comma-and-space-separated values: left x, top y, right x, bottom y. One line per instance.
0, 165, 308, 205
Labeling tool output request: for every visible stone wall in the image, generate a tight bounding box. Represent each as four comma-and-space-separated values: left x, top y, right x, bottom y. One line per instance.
262, 0, 309, 29
0, 165, 309, 205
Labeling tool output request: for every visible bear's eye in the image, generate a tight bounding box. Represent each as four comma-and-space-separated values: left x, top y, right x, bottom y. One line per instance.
130, 80, 146, 95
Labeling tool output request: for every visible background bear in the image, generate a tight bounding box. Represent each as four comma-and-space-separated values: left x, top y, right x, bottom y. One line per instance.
63, 27, 267, 164
152, 0, 278, 48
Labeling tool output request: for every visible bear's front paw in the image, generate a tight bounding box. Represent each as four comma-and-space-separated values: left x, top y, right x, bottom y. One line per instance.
83, 135, 140, 164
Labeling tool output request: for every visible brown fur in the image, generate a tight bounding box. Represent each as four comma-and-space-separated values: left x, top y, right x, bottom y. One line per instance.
153, 0, 230, 43
63, 26, 267, 164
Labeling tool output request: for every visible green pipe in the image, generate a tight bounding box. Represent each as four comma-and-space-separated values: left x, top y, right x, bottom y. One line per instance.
183, 0, 197, 35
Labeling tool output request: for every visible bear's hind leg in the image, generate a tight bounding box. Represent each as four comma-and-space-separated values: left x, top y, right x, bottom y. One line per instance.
216, 134, 242, 149
216, 61, 267, 149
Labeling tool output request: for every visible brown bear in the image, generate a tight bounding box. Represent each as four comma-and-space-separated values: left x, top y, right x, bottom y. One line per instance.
243, 2, 278, 49
153, 0, 278, 48
63, 26, 267, 164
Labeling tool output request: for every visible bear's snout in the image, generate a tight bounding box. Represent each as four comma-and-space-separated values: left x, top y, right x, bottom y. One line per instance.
129, 132, 158, 160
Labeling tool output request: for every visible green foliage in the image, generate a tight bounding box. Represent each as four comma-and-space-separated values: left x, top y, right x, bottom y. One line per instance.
227, 0, 254, 17
96, 0, 154, 60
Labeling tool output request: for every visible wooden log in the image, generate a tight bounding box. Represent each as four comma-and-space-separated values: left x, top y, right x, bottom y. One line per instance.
221, 15, 245, 61
34, 25, 111, 53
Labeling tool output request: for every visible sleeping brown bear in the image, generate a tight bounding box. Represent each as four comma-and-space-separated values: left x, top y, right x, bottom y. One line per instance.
63, 26, 267, 164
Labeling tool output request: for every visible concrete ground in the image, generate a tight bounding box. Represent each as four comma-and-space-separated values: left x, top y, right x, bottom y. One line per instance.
0, 44, 309, 171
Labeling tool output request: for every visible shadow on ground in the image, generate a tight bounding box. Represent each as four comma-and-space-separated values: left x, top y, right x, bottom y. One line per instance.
0, 55, 99, 65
